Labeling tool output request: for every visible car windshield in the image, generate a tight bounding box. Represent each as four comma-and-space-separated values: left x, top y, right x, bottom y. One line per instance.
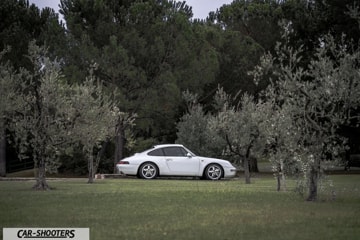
182, 146, 197, 157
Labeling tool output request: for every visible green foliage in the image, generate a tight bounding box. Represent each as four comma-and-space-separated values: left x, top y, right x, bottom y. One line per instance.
7, 43, 131, 187
177, 87, 268, 183
0, 49, 23, 176
215, 0, 283, 51
251, 21, 360, 200
2, 0, 360, 195
310, 0, 360, 44
59, 0, 219, 145
176, 91, 225, 157
178, 4, 360, 193
66, 67, 120, 182
8, 43, 71, 189
0, 0, 65, 178
258, 100, 303, 191
216, 31, 265, 96
0, 48, 20, 122
0, 0, 65, 69
67, 69, 115, 148
209, 88, 269, 183
11, 43, 68, 171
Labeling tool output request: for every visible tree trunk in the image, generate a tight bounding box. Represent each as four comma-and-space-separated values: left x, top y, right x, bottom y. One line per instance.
114, 124, 125, 173
94, 141, 108, 176
244, 156, 251, 184
276, 173, 281, 191
307, 159, 320, 201
276, 161, 287, 191
0, 122, 6, 177
243, 145, 252, 184
249, 156, 259, 172
33, 158, 50, 190
281, 172, 287, 191
88, 152, 94, 184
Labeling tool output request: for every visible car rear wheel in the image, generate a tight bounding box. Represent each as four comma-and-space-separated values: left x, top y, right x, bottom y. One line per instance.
139, 162, 158, 179
205, 164, 223, 180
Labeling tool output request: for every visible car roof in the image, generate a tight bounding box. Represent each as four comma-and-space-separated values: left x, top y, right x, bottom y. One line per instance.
153, 144, 184, 149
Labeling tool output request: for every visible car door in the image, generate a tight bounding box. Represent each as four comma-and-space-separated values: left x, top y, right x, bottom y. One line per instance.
163, 147, 200, 176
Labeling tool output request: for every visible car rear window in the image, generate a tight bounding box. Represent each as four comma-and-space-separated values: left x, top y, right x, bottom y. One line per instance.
148, 148, 164, 156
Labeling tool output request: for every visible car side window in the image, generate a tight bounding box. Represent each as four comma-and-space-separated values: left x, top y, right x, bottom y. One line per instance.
148, 148, 164, 156
163, 147, 187, 157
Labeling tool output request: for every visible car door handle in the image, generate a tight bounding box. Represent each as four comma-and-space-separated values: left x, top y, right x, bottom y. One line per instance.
166, 158, 173, 161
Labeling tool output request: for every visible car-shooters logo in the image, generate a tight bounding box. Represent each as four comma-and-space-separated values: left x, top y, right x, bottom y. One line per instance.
3, 228, 89, 240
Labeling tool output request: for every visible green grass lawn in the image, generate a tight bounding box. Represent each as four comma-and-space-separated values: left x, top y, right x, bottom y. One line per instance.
1, 175, 359, 240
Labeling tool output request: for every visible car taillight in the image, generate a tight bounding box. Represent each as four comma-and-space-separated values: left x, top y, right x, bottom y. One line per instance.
118, 160, 129, 164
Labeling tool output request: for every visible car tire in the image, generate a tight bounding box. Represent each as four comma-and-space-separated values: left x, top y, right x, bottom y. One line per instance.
138, 162, 158, 179
204, 164, 223, 180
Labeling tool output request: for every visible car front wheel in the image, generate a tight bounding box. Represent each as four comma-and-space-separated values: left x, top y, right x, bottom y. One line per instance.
205, 164, 223, 180
139, 162, 158, 179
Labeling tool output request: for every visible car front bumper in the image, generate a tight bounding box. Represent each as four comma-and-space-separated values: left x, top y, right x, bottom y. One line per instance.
223, 168, 237, 178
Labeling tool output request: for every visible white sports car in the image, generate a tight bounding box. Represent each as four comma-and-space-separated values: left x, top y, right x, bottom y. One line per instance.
116, 144, 237, 180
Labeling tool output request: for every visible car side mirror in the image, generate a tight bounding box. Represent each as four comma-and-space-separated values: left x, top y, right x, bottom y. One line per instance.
186, 153, 192, 158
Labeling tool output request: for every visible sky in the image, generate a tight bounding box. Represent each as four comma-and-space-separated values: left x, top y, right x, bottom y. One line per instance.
185, 0, 232, 19
29, 0, 233, 20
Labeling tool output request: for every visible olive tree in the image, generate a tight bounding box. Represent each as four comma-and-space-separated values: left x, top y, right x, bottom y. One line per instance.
10, 43, 71, 190
209, 88, 268, 184
252, 24, 360, 200
258, 97, 302, 191
67, 68, 135, 183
